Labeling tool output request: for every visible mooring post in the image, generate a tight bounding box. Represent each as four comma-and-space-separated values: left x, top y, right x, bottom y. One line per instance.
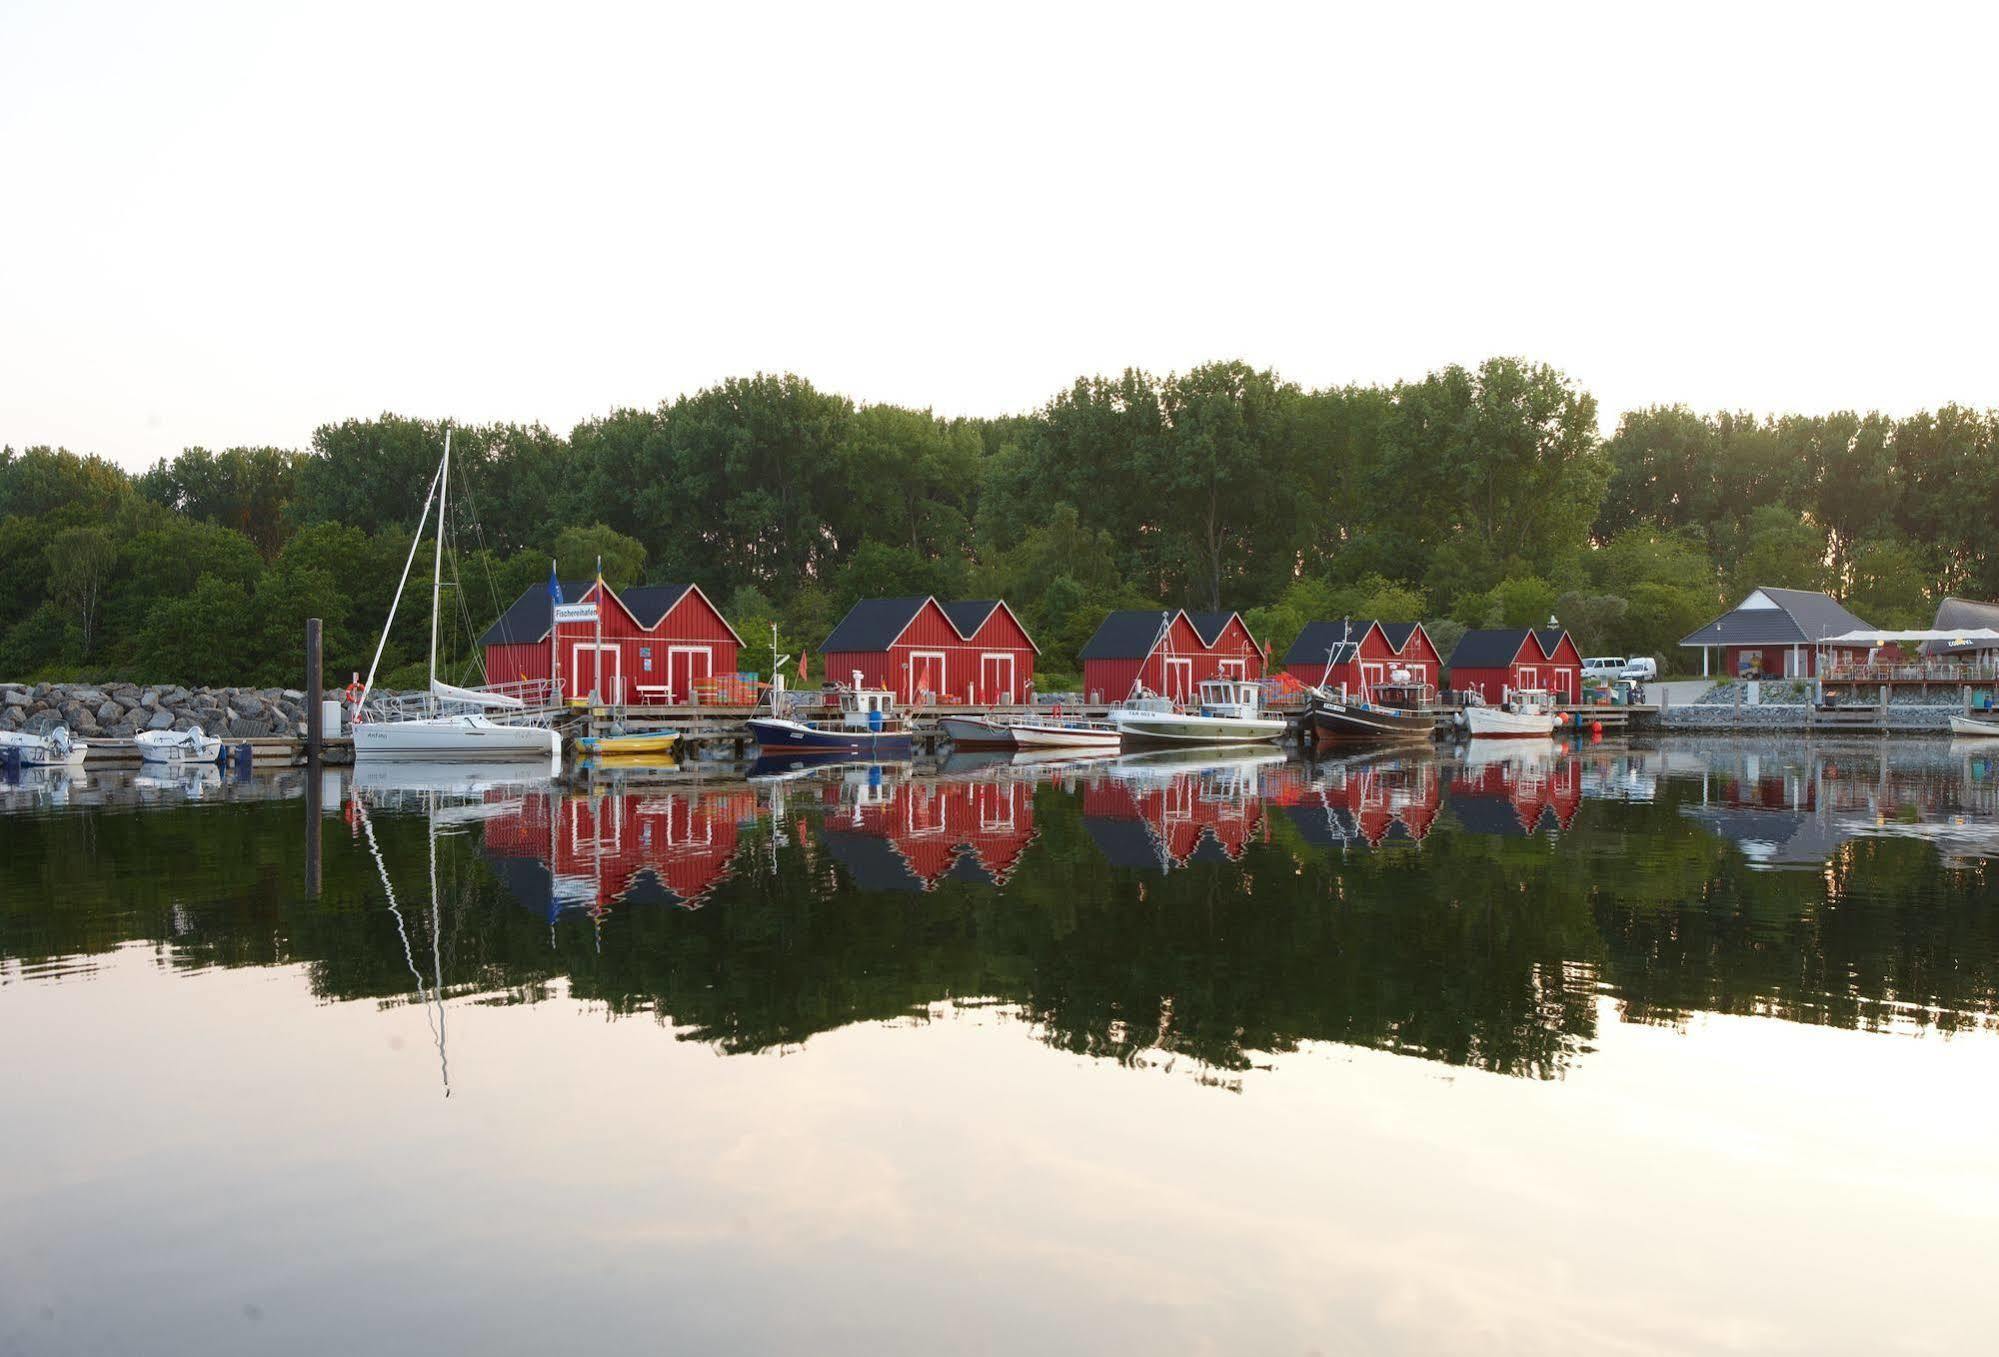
305, 616, 324, 899
305, 616, 324, 763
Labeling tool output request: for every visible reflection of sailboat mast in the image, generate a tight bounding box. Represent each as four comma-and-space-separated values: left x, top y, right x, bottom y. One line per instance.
355, 791, 451, 1098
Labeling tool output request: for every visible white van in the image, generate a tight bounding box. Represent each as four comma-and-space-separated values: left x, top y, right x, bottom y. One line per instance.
1620, 656, 1658, 681
1582, 656, 1626, 680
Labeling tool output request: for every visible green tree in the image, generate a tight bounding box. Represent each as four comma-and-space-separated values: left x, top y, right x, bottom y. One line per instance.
550, 524, 646, 590
1480, 576, 1560, 629
1727, 506, 1829, 597
45, 526, 117, 657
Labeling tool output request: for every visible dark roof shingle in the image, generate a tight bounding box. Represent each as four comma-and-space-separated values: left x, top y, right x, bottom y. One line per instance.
1282, 620, 1368, 667
1446, 629, 1535, 669
820, 597, 930, 653
479, 579, 592, 647
1187, 610, 1241, 646
939, 600, 999, 635
1927, 598, 1999, 654
1079, 610, 1177, 660
1679, 587, 1873, 648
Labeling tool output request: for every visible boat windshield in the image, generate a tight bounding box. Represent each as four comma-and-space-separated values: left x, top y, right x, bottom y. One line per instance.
1197, 680, 1260, 710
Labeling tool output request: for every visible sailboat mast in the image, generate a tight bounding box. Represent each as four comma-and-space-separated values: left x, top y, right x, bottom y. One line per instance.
429, 429, 451, 688
356, 458, 443, 713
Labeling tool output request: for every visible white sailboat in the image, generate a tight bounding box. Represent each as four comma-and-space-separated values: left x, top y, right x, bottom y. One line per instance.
354, 431, 563, 764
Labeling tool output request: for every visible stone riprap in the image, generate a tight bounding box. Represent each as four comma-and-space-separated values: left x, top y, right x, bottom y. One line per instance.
0, 682, 309, 741
1662, 701, 1959, 732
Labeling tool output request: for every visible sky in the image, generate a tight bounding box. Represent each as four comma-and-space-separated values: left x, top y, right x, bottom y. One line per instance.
2, 1, 1995, 469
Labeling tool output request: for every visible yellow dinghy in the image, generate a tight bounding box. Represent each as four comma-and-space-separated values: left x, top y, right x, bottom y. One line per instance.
575, 732, 681, 757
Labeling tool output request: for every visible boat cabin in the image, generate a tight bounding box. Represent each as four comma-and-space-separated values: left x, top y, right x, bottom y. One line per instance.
1196, 679, 1264, 717
837, 688, 899, 731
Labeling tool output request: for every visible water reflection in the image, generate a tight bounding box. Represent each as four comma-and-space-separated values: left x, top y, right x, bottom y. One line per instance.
5, 739, 1999, 1082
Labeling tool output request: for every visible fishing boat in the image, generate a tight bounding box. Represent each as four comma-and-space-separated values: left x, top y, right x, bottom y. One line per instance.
352, 430, 563, 764
1109, 679, 1287, 746
938, 714, 1014, 748
1459, 689, 1557, 739
0, 724, 88, 767
1949, 714, 1999, 738
135, 724, 224, 764
1302, 680, 1436, 746
747, 684, 915, 757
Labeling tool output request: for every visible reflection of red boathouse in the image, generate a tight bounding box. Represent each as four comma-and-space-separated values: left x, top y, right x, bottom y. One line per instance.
1284, 757, 1443, 849
1080, 760, 1276, 869
817, 773, 1039, 891
1447, 750, 1582, 836
481, 786, 755, 918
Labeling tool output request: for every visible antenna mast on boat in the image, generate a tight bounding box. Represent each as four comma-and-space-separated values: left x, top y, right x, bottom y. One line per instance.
356, 456, 445, 713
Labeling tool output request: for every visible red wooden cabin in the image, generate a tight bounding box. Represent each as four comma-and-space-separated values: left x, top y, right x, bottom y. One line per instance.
1281, 620, 1443, 694
819, 597, 1038, 705
1445, 628, 1584, 704
1079, 609, 1263, 703
481, 579, 743, 705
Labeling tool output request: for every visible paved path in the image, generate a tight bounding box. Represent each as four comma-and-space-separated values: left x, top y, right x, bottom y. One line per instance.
1655, 680, 1716, 706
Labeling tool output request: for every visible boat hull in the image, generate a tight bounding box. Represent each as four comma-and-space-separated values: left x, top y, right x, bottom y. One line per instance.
1007, 720, 1121, 751
575, 733, 679, 756
1109, 710, 1286, 746
1460, 705, 1557, 738
1303, 701, 1434, 746
134, 731, 224, 764
1949, 715, 1999, 738
354, 717, 561, 761
0, 729, 88, 767
938, 716, 1015, 748
747, 716, 914, 757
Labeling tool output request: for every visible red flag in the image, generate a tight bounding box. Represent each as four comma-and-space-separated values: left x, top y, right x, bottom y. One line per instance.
797, 648, 809, 684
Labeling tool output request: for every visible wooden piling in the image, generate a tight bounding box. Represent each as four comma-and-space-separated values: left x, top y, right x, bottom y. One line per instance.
305, 617, 324, 763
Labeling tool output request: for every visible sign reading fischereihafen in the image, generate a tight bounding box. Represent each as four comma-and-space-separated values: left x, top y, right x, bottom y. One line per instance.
552, 603, 596, 623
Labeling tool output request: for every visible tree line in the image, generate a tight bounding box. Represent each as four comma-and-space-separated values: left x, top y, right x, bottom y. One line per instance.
5, 356, 1996, 690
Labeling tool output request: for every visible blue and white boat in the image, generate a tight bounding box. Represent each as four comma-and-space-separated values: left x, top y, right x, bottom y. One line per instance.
747, 686, 915, 757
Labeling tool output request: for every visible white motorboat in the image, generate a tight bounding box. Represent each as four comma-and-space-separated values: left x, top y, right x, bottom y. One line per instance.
938, 714, 1014, 748
1007, 716, 1121, 750
353, 430, 563, 764
1109, 680, 1287, 746
1459, 689, 1558, 739
135, 725, 224, 764
0, 724, 88, 767
1948, 714, 1999, 738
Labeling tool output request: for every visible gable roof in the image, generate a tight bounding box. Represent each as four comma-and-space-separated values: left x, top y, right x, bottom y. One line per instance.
939, 600, 999, 635
478, 578, 743, 648
480, 579, 592, 646
1187, 610, 1245, 646
1377, 621, 1421, 652
618, 584, 693, 630
1447, 629, 1537, 670
1282, 620, 1373, 667
1080, 610, 1179, 660
820, 596, 1038, 654
821, 597, 931, 653
1679, 586, 1873, 648
1534, 628, 1575, 659
1927, 598, 1999, 654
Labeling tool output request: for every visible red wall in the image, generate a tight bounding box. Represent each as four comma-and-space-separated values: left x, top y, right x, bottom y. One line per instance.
1720, 643, 1868, 678
1451, 632, 1583, 703
484, 584, 741, 704
1083, 612, 1264, 703
825, 600, 1038, 705
1282, 624, 1442, 692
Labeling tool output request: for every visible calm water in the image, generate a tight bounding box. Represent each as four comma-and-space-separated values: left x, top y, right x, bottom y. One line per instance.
4, 738, 1999, 1355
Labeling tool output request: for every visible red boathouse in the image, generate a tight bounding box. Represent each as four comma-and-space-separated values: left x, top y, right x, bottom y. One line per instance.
1079, 609, 1263, 703
481, 579, 743, 705
1446, 628, 1584, 704
1281, 620, 1442, 693
818, 597, 1038, 705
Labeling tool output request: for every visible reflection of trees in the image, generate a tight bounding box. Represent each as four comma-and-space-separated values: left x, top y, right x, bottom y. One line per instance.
5, 760, 1998, 1084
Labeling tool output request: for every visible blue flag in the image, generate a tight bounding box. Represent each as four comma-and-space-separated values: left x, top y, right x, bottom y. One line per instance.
547, 562, 563, 606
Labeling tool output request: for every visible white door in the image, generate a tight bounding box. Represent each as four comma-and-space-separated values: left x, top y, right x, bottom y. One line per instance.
1163, 658, 1194, 702
668, 645, 712, 703
571, 643, 623, 703
980, 653, 1015, 704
